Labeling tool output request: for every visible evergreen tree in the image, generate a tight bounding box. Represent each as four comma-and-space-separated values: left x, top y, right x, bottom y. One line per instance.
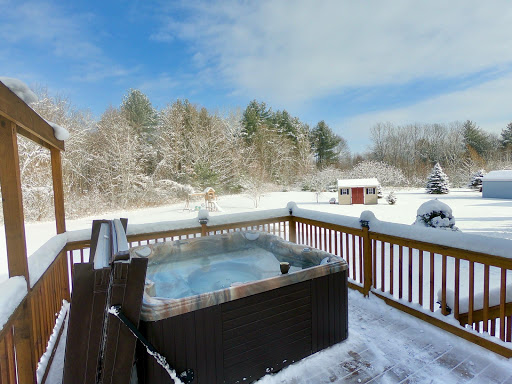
468, 169, 485, 189
121, 89, 157, 140
426, 163, 450, 194
500, 122, 512, 149
462, 120, 491, 156
311, 121, 345, 168
241, 100, 272, 142
121, 89, 158, 175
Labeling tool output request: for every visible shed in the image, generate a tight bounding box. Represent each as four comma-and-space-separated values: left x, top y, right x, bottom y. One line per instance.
337, 178, 379, 205
482, 170, 512, 199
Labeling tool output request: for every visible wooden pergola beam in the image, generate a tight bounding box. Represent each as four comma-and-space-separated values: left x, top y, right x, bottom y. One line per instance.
0, 81, 64, 151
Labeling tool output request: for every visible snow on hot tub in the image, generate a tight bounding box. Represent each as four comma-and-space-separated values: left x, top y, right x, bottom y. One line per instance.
132, 231, 346, 321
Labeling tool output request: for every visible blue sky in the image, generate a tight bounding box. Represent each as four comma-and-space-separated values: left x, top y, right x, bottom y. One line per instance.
2, 0, 512, 153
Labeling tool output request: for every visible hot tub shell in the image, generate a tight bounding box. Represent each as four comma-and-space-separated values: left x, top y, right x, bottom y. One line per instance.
133, 232, 348, 384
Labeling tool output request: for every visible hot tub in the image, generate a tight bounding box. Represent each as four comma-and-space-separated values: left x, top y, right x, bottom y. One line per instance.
133, 231, 348, 384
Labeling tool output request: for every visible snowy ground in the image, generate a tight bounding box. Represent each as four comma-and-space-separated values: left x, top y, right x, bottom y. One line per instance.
1, 188, 512, 281
44, 290, 512, 384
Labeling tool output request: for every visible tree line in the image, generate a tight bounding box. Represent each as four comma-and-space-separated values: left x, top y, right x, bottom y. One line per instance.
8, 90, 348, 221
5, 87, 512, 222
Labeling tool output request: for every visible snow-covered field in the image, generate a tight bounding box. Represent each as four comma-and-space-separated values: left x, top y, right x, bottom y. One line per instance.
1, 188, 511, 281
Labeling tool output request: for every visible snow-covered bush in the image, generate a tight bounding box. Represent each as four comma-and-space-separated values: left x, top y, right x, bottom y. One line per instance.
468, 169, 485, 189
386, 192, 397, 205
346, 160, 407, 187
413, 199, 459, 231
377, 184, 383, 199
426, 163, 449, 194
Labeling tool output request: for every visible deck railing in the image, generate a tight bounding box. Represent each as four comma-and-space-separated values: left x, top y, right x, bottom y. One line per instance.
1, 207, 512, 382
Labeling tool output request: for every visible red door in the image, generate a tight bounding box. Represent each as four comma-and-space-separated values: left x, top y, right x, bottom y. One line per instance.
352, 187, 364, 204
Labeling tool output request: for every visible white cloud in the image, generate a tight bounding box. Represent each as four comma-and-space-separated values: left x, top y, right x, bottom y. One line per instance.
155, 0, 512, 105
337, 72, 512, 153
0, 0, 134, 83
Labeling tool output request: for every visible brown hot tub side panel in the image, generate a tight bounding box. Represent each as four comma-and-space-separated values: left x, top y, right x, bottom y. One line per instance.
136, 271, 348, 384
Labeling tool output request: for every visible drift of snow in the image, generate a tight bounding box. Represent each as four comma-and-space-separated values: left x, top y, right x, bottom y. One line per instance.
45, 120, 70, 141
0, 77, 38, 104
36, 300, 69, 383
440, 283, 512, 314
0, 276, 27, 331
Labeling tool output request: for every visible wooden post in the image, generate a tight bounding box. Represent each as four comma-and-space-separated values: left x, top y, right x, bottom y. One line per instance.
14, 300, 36, 384
201, 223, 208, 237
50, 148, 66, 234
361, 224, 373, 297
289, 218, 297, 243
0, 117, 29, 283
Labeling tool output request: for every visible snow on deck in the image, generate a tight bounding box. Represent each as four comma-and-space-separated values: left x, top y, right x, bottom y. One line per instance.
256, 290, 512, 384
44, 290, 512, 384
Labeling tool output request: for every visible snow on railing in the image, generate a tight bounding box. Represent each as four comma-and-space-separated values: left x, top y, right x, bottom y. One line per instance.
0, 276, 28, 331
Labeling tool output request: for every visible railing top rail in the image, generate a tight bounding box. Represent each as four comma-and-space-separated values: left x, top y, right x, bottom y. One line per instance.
364, 212, 512, 262
370, 231, 512, 268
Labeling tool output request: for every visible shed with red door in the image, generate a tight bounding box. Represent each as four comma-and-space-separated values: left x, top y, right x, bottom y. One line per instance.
337, 178, 379, 205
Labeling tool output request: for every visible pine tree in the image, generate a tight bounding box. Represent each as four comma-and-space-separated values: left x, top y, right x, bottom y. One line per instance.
311, 121, 345, 168
468, 169, 485, 189
426, 163, 449, 194
500, 122, 512, 149
462, 120, 491, 156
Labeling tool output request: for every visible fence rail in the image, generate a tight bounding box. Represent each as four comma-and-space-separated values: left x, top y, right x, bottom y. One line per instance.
1, 209, 512, 382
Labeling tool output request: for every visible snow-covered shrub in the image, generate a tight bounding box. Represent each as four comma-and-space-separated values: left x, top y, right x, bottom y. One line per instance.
377, 184, 383, 199
413, 199, 459, 231
386, 192, 397, 205
468, 169, 485, 189
426, 163, 449, 194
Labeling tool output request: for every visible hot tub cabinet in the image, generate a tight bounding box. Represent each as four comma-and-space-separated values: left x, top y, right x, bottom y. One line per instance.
134, 232, 348, 384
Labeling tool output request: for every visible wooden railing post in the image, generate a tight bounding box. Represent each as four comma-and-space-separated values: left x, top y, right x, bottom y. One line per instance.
289, 217, 297, 243
360, 221, 373, 297
14, 301, 36, 384
50, 147, 66, 234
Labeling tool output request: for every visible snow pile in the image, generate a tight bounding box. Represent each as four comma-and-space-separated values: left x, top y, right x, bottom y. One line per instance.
0, 77, 38, 104
45, 120, 70, 141
440, 283, 512, 314
0, 276, 28, 331
413, 199, 459, 231
197, 209, 210, 221
36, 300, 69, 383
426, 162, 449, 194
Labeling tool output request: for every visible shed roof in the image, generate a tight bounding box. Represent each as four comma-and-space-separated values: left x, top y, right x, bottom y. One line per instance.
337, 178, 379, 188
482, 170, 512, 182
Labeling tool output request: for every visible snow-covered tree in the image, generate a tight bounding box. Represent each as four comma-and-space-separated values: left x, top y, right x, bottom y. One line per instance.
345, 160, 406, 187
426, 163, 449, 194
413, 199, 459, 231
377, 184, 383, 198
386, 192, 397, 205
468, 169, 485, 189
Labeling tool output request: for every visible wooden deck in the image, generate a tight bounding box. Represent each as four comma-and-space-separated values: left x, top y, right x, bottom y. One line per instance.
45, 290, 512, 384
